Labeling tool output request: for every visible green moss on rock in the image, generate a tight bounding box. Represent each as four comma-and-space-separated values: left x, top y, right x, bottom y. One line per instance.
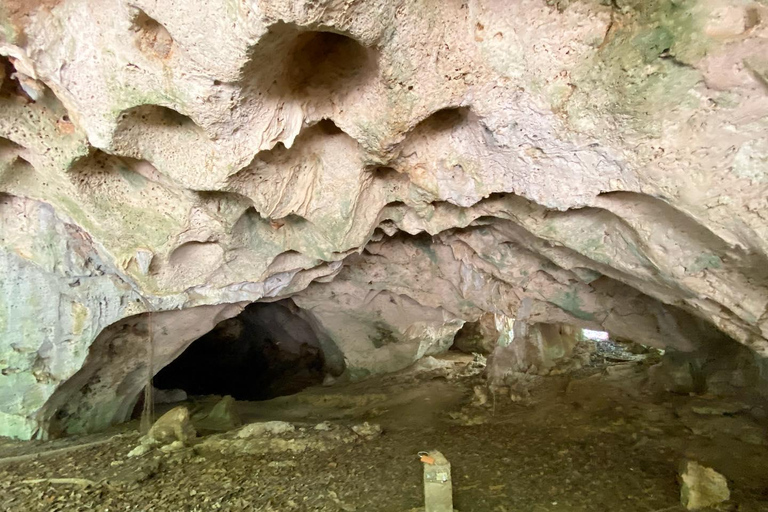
565, 0, 710, 136
550, 289, 595, 321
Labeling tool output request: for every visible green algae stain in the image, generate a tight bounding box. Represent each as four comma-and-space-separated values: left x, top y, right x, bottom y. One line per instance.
412, 236, 438, 264
346, 366, 373, 382
565, 0, 710, 136
551, 289, 595, 321
370, 321, 399, 349
687, 252, 722, 274
578, 236, 611, 265
632, 26, 675, 64
117, 165, 148, 189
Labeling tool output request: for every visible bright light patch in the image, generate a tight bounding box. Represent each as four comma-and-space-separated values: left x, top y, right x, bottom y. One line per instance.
582, 329, 609, 341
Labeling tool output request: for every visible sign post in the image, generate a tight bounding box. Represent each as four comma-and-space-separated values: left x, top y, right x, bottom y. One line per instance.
420, 450, 453, 512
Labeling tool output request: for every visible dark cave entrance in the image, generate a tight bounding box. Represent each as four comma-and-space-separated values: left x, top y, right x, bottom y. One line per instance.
154, 300, 325, 401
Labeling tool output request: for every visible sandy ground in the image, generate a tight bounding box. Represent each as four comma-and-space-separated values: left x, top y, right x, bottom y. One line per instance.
1, 351, 767, 512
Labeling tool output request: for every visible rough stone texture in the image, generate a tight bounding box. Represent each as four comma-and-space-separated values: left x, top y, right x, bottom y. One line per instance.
491, 322, 584, 375
679, 460, 731, 510
147, 405, 196, 446
237, 421, 295, 438
1, 0, 768, 438
193, 395, 242, 432
650, 339, 763, 396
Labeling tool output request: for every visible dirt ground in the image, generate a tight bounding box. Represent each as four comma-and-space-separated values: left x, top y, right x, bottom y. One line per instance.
1, 350, 767, 512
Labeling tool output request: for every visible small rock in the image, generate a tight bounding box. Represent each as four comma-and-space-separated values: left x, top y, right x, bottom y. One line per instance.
268, 460, 297, 468
413, 356, 452, 372
159, 440, 185, 453
314, 421, 333, 431
148, 406, 196, 445
351, 422, 382, 439
237, 421, 295, 438
472, 385, 489, 406
690, 400, 750, 416
679, 460, 730, 510
127, 443, 153, 458
448, 410, 487, 426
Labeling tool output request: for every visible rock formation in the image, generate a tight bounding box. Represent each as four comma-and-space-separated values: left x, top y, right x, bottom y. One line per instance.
1, 0, 767, 439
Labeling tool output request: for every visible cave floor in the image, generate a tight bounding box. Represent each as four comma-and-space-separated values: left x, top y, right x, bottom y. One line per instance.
1, 354, 767, 512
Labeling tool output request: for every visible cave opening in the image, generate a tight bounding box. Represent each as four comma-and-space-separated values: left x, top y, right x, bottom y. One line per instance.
153, 300, 326, 401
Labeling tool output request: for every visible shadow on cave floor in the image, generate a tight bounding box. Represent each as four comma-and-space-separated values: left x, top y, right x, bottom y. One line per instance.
2, 337, 768, 511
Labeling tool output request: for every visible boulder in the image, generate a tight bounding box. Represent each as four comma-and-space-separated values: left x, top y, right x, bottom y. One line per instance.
679, 461, 730, 510
148, 406, 196, 445
195, 395, 242, 432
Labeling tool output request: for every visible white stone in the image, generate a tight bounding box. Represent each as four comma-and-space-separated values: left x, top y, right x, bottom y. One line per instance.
237, 421, 296, 438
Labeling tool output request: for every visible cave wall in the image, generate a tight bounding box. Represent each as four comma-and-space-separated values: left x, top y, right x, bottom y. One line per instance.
1, 0, 768, 438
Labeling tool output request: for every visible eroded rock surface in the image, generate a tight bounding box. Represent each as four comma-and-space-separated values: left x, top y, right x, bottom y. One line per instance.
1, 0, 768, 438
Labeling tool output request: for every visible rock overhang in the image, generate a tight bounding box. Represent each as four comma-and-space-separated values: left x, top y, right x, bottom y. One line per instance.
1, 0, 767, 439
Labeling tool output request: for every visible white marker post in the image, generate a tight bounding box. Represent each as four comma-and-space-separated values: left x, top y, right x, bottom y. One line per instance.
420, 450, 453, 512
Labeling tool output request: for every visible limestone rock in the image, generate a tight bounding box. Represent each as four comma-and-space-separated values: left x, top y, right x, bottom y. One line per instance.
236, 421, 295, 438
679, 461, 730, 510
487, 322, 584, 379
126, 443, 153, 458
194, 395, 242, 432
159, 440, 186, 453
689, 399, 751, 416
351, 422, 382, 440
148, 406, 196, 445
413, 356, 454, 373
650, 344, 763, 397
